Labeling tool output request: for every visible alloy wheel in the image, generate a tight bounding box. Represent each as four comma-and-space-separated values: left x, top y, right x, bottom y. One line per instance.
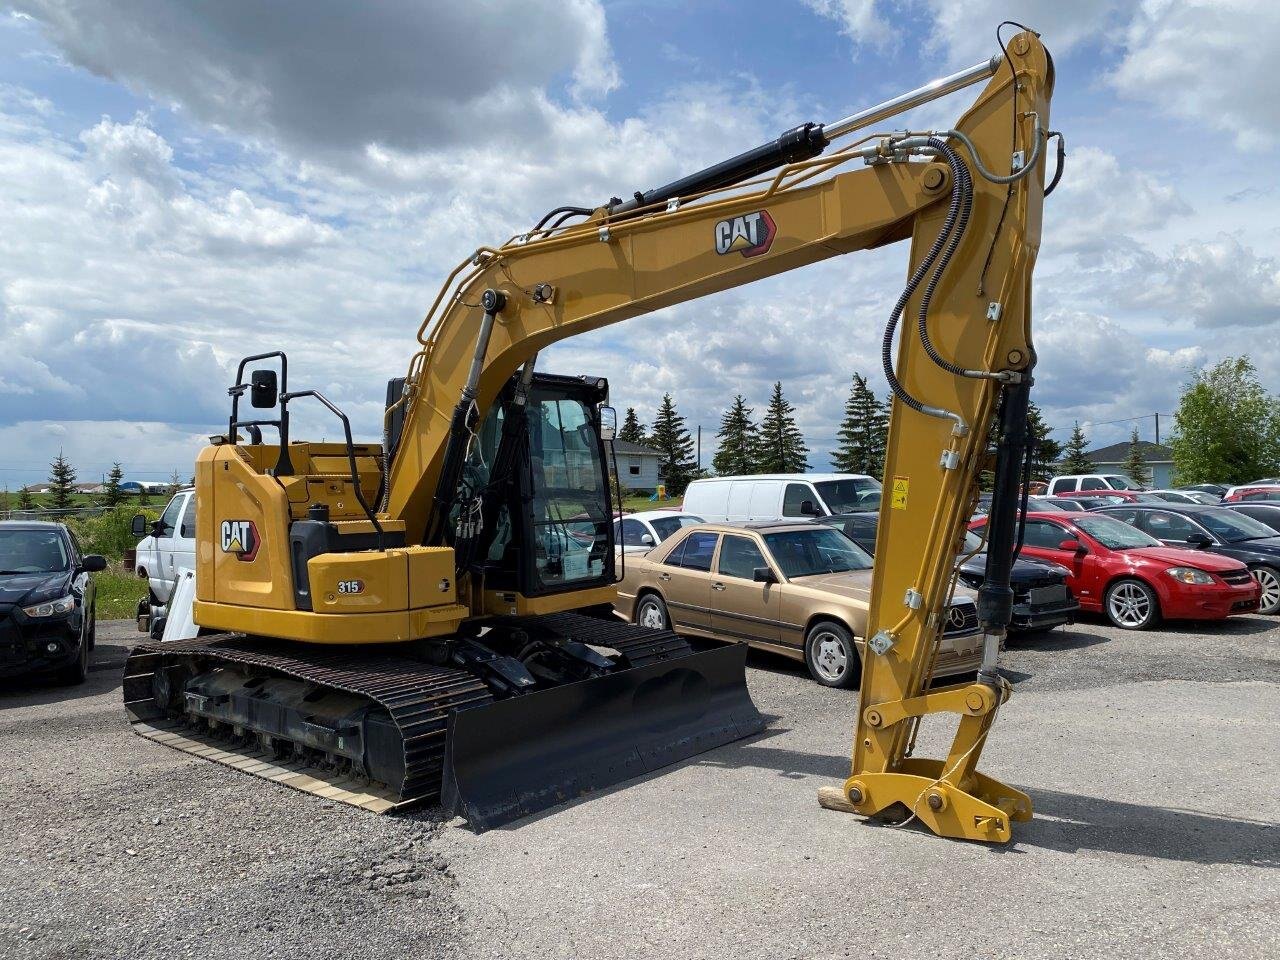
1253, 567, 1280, 614
1107, 582, 1153, 628
811, 630, 849, 682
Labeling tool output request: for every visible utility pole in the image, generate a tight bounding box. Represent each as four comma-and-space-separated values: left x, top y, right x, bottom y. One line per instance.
696, 425, 702, 471
1154, 412, 1160, 446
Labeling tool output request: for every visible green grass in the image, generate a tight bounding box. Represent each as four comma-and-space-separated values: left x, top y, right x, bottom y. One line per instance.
621, 494, 682, 513
94, 563, 149, 620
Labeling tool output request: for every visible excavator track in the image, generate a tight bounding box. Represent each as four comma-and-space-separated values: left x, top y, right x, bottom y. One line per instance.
124, 634, 494, 813
123, 615, 763, 827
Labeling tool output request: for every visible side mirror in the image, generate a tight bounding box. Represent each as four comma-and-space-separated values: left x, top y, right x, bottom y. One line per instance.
1058, 538, 1086, 553
81, 555, 108, 573
639, 533, 655, 546
130, 514, 147, 538
599, 405, 617, 442
799, 499, 821, 517
250, 369, 278, 409
1187, 532, 1213, 548
753, 566, 777, 584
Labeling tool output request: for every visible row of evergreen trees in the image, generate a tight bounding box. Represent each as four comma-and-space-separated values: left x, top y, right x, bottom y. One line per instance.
1, 453, 183, 515
619, 374, 1068, 494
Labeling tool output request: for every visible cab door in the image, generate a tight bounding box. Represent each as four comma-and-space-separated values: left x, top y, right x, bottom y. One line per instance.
173, 492, 197, 573
1019, 518, 1102, 608
709, 533, 782, 646
151, 492, 187, 602
658, 531, 717, 632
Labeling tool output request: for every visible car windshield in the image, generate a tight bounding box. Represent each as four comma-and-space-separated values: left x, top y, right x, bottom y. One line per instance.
0, 529, 70, 573
1072, 515, 1161, 550
763, 528, 873, 578
1196, 508, 1277, 543
650, 515, 704, 540
814, 478, 881, 513
1132, 493, 1168, 503
1104, 475, 1140, 490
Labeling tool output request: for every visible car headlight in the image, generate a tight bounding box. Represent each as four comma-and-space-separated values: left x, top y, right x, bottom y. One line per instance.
1165, 567, 1214, 585
22, 595, 76, 618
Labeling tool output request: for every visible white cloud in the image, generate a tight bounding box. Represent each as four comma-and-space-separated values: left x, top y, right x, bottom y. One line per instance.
1126, 235, 1280, 329
13, 0, 620, 169
1112, 0, 1280, 150
802, 1, 894, 52
915, 0, 1127, 63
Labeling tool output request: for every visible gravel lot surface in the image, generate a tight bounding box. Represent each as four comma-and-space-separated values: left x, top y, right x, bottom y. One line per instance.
2, 615, 1277, 959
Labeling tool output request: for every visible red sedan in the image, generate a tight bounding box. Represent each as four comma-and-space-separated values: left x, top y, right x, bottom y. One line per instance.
1223, 486, 1280, 503
969, 511, 1260, 629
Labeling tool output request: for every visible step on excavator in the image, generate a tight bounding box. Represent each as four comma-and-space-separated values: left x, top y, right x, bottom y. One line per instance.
125, 24, 1057, 840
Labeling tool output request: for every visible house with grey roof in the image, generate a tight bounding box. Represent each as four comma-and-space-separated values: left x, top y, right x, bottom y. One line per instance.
609, 439, 663, 494
1084, 440, 1175, 488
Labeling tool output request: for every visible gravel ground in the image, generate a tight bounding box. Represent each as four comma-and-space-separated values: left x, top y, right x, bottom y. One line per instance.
1, 615, 1277, 959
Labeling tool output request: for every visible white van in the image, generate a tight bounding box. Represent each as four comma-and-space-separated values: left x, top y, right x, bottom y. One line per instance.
1047, 474, 1143, 495
682, 473, 880, 522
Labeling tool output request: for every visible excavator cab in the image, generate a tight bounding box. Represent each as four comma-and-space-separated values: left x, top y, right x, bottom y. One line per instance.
458, 372, 617, 599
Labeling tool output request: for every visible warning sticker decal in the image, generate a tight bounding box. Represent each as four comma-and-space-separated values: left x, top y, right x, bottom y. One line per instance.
891, 476, 909, 510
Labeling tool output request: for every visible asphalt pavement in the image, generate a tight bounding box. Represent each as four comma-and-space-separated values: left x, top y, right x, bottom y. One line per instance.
1, 615, 1276, 959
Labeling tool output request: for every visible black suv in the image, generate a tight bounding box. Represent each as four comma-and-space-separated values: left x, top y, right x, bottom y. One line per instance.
1093, 504, 1280, 615
814, 513, 1079, 632
0, 521, 106, 685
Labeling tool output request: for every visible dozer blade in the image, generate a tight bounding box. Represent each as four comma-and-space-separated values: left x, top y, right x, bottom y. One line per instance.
441, 642, 763, 831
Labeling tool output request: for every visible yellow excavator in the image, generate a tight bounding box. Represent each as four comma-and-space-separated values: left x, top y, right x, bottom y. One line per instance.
125, 25, 1056, 841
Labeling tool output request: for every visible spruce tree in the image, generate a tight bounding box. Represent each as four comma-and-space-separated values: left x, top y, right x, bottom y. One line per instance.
1026, 402, 1062, 479
18, 487, 35, 511
757, 382, 810, 473
712, 395, 759, 476
48, 450, 77, 512
1059, 422, 1095, 474
649, 393, 697, 494
1121, 427, 1152, 486
832, 373, 887, 477
618, 407, 648, 444
0, 485, 9, 517
104, 463, 125, 506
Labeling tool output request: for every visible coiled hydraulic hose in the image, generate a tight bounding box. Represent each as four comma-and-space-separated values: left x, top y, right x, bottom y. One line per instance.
880, 137, 972, 433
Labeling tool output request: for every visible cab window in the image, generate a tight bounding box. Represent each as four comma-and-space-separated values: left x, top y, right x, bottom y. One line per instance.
1049, 478, 1076, 494
1141, 510, 1203, 543
782, 483, 816, 517
157, 495, 184, 536
1080, 477, 1106, 491
618, 518, 649, 547
717, 535, 768, 580
179, 494, 197, 538
674, 531, 718, 571
1021, 519, 1070, 548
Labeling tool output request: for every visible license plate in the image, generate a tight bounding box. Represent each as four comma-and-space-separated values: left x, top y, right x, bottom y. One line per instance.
1029, 584, 1068, 606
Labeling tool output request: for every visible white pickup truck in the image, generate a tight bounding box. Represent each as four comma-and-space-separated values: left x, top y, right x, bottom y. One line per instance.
132, 488, 196, 604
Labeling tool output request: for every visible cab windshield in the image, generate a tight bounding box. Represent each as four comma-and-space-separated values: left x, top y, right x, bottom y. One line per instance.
1104, 475, 1140, 490
1197, 508, 1276, 543
0, 530, 70, 574
763, 528, 873, 578
1072, 516, 1161, 550
814, 478, 882, 514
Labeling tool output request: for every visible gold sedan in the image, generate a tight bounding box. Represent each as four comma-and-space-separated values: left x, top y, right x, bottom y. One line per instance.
614, 521, 983, 688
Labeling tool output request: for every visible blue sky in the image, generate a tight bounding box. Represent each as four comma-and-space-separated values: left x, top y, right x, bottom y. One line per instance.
1, 1, 1278, 488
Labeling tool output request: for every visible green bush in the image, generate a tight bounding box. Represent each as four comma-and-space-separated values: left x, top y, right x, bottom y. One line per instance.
64, 506, 159, 561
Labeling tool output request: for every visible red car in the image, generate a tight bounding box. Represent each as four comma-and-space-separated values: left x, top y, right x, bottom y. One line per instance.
1223, 486, 1280, 503
969, 511, 1260, 630
1055, 490, 1166, 504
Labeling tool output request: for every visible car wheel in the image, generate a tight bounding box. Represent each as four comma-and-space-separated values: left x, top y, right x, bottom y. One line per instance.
635, 593, 670, 631
58, 637, 88, 686
1251, 565, 1280, 615
804, 621, 859, 689
1104, 578, 1160, 630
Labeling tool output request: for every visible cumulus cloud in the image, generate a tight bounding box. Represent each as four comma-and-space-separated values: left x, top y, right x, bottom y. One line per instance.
1112, 0, 1280, 150
801, 1, 894, 53
13, 0, 620, 169
1126, 235, 1280, 329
